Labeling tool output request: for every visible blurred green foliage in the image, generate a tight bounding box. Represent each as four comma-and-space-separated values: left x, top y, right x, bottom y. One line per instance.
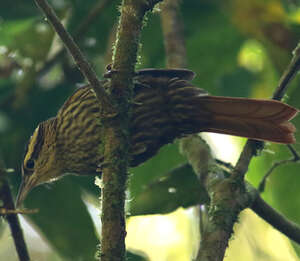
0, 0, 300, 260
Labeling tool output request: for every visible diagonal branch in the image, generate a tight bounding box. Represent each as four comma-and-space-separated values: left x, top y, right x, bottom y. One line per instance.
38, 0, 115, 78
251, 192, 300, 244
34, 0, 115, 116
273, 43, 300, 100
258, 145, 300, 192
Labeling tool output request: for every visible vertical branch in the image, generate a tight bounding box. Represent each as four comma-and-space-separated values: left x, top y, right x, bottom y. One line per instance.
160, 0, 186, 68
104, 23, 118, 66
0, 166, 30, 261
161, 1, 210, 259
160, 1, 208, 259
160, 2, 255, 260
100, 1, 162, 261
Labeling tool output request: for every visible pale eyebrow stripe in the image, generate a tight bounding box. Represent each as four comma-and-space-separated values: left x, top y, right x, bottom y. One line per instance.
24, 123, 45, 164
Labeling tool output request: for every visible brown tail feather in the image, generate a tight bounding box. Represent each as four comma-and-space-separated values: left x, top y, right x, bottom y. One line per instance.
130, 70, 298, 166
197, 96, 298, 143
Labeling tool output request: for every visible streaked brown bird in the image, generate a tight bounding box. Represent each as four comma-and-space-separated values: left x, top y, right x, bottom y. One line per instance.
16, 69, 298, 206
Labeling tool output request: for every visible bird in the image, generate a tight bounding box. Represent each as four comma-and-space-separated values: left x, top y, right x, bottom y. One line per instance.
16, 68, 298, 206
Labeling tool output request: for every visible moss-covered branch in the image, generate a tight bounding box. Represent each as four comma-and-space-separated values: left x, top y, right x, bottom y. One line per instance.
38, 0, 114, 77
99, 1, 162, 260
180, 136, 255, 261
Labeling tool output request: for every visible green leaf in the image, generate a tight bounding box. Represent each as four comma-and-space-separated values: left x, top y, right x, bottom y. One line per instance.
0, 18, 56, 62
129, 142, 186, 199
0, 18, 35, 46
126, 250, 148, 261
23, 176, 98, 260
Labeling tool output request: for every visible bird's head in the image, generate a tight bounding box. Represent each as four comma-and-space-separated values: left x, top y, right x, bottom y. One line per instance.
16, 118, 62, 206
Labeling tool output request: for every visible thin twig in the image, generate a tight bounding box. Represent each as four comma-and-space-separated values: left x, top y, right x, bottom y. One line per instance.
287, 144, 300, 160
0, 166, 30, 261
273, 43, 300, 100
215, 158, 234, 170
258, 145, 300, 192
231, 139, 258, 180
34, 0, 115, 116
251, 192, 300, 245
233, 41, 300, 181
74, 0, 113, 38
0, 208, 39, 215
1, 0, 114, 110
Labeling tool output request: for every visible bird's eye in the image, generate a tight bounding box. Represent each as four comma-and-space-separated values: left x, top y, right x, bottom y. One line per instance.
25, 159, 35, 170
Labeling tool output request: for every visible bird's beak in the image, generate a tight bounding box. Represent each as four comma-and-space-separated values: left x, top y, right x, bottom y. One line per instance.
16, 176, 35, 208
